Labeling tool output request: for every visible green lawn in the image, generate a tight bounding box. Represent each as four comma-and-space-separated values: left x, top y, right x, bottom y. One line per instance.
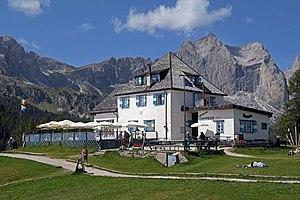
11, 146, 300, 178
88, 151, 300, 177
10, 145, 96, 159
0, 157, 300, 200
0, 156, 68, 185
2, 146, 300, 199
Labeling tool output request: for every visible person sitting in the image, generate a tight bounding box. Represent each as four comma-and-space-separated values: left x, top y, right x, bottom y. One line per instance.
288, 147, 300, 156
204, 137, 212, 150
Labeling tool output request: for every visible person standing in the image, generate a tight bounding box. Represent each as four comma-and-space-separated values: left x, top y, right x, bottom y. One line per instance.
185, 131, 191, 150
7, 137, 14, 150
82, 146, 88, 165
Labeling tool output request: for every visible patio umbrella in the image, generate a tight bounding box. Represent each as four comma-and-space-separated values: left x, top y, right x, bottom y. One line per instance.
94, 121, 122, 129
83, 121, 100, 129
36, 121, 60, 129
191, 122, 201, 128
119, 122, 148, 128
69, 122, 87, 129
57, 120, 75, 129
191, 122, 209, 127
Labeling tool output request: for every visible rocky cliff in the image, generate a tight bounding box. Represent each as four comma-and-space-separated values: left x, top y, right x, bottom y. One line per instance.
0, 34, 294, 117
285, 56, 300, 84
0, 35, 149, 116
177, 33, 287, 111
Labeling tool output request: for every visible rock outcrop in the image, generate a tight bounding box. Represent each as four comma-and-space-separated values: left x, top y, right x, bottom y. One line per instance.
177, 33, 287, 110
285, 56, 300, 84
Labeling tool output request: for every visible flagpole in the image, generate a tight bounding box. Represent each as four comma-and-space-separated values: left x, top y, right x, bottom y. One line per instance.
20, 101, 22, 145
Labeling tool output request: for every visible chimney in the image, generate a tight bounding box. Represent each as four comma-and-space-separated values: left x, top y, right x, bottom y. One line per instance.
146, 63, 152, 86
200, 82, 205, 106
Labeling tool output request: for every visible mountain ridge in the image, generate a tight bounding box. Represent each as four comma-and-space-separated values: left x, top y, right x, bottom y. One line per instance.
0, 33, 297, 117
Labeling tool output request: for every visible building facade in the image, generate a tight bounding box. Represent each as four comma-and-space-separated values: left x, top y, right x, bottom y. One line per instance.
92, 52, 272, 142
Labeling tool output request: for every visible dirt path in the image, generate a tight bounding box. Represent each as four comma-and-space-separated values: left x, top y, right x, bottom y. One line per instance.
221, 147, 254, 158
1, 153, 300, 184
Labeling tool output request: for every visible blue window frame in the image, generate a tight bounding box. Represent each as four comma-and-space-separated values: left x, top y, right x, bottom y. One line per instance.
135, 76, 146, 85
151, 74, 160, 83
128, 120, 138, 133
209, 96, 216, 105
240, 120, 257, 134
191, 76, 202, 86
136, 95, 147, 107
144, 120, 155, 132
153, 93, 165, 106
216, 120, 224, 134
119, 97, 130, 109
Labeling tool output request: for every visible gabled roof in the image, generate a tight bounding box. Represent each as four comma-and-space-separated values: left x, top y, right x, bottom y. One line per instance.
115, 52, 226, 96
90, 92, 117, 114
92, 52, 226, 114
188, 103, 273, 117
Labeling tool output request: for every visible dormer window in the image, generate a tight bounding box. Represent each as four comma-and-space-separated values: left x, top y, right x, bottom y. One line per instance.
151, 73, 160, 83
191, 76, 202, 86
135, 76, 146, 86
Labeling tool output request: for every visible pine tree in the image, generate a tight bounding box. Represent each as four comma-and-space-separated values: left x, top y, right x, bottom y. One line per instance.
274, 69, 300, 145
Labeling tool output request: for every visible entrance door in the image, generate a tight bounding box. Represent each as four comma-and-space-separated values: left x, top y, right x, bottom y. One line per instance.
192, 113, 198, 139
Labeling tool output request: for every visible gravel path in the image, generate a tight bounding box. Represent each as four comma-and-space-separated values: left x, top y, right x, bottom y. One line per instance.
1, 152, 300, 184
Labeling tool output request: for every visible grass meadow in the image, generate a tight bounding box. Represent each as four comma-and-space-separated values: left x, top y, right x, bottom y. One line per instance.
1, 145, 300, 199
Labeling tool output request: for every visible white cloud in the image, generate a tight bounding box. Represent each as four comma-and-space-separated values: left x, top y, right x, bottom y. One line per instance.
8, 0, 50, 16
18, 38, 40, 49
246, 17, 254, 24
112, 0, 232, 36
80, 23, 95, 32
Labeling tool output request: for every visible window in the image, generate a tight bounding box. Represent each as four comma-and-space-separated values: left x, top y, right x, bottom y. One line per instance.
153, 93, 165, 106
151, 74, 160, 83
240, 120, 257, 133
193, 93, 201, 107
144, 120, 155, 132
119, 97, 130, 109
128, 120, 138, 133
191, 76, 202, 86
135, 76, 146, 85
261, 123, 268, 130
136, 95, 147, 107
216, 120, 224, 134
209, 96, 216, 105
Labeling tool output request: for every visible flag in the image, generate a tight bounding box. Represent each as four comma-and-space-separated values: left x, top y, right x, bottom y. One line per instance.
21, 99, 27, 112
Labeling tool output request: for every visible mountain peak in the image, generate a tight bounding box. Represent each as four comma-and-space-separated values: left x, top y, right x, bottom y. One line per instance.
292, 56, 300, 71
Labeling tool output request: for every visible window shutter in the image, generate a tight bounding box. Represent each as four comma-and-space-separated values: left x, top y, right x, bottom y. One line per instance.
119, 98, 123, 108
191, 77, 195, 85
221, 122, 224, 134
152, 120, 155, 131
240, 121, 244, 133
253, 121, 257, 133
136, 96, 139, 107
161, 93, 165, 105
143, 120, 147, 131
124, 98, 129, 108
216, 122, 218, 133
143, 95, 147, 106
153, 94, 157, 105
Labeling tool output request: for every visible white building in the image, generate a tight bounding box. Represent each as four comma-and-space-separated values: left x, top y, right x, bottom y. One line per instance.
92, 52, 272, 143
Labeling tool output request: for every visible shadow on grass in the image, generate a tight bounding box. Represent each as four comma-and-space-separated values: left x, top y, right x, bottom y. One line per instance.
187, 149, 225, 157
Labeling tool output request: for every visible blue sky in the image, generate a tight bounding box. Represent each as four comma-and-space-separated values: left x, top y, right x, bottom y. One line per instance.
0, 0, 299, 71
